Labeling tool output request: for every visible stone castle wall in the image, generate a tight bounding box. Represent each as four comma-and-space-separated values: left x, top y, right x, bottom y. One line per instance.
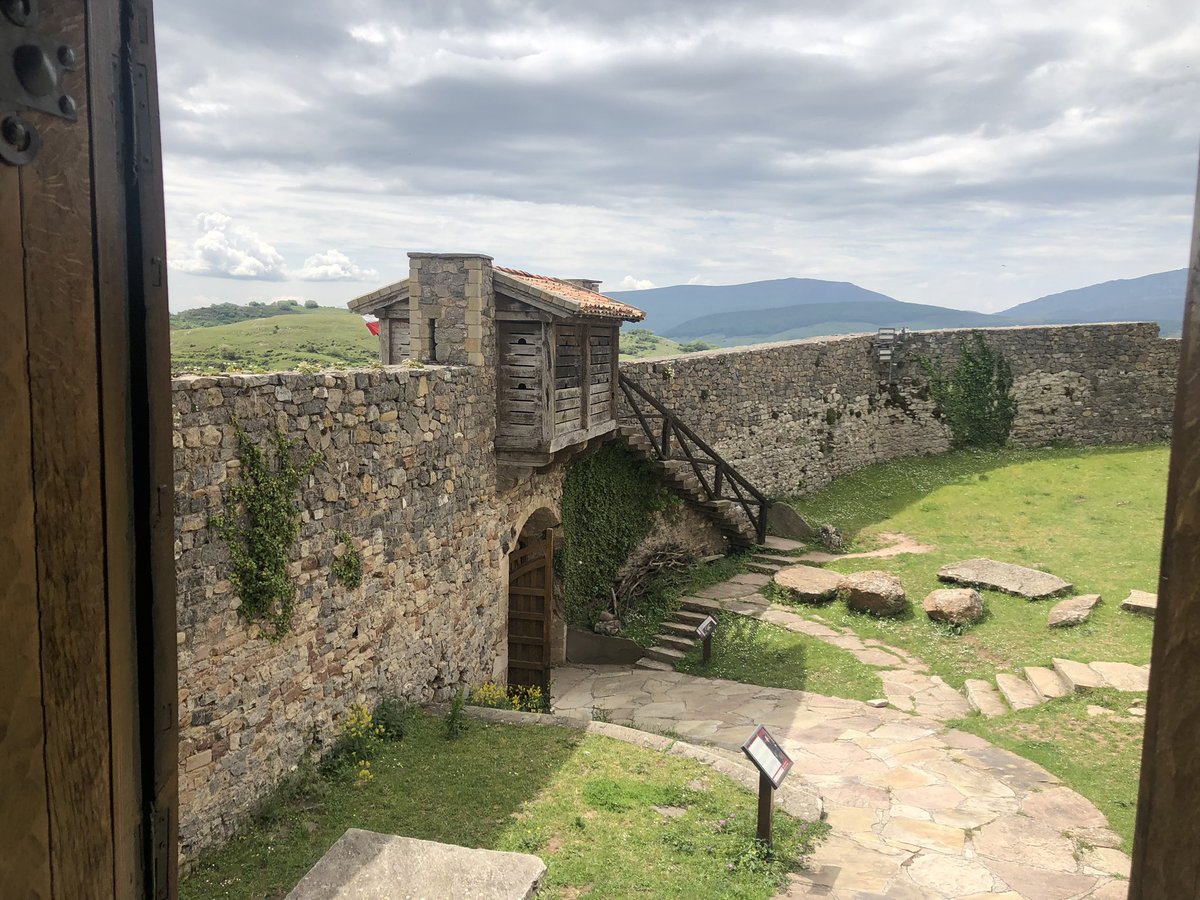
173, 365, 565, 858
619, 323, 1178, 496
174, 321, 1177, 858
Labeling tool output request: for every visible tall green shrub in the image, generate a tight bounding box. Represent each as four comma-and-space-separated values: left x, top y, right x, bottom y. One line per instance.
921, 333, 1018, 448
560, 443, 674, 627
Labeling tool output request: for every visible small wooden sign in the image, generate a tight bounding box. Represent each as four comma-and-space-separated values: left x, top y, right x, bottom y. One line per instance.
696, 615, 717, 639
741, 725, 793, 789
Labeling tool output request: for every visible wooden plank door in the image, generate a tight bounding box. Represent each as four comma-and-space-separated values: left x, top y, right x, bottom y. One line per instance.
507, 529, 555, 689
0, 1, 176, 897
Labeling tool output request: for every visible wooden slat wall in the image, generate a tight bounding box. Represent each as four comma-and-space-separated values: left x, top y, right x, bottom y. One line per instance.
588, 326, 615, 424
388, 317, 411, 362
554, 324, 584, 435
497, 321, 546, 448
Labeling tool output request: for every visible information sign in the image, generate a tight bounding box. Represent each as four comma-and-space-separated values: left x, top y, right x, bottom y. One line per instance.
695, 615, 717, 639
741, 725, 793, 789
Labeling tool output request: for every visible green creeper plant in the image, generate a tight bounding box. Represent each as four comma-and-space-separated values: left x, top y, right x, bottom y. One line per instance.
921, 333, 1018, 448
210, 424, 320, 640
330, 529, 363, 588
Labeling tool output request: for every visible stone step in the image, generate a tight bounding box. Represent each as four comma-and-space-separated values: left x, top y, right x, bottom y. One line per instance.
654, 633, 696, 652
680, 596, 723, 615
995, 673, 1044, 711
634, 656, 674, 671
760, 536, 807, 553
1053, 658, 1105, 692
645, 645, 687, 665
661, 620, 699, 637
1023, 666, 1070, 700
753, 552, 799, 566
964, 679, 1010, 717
672, 609, 710, 626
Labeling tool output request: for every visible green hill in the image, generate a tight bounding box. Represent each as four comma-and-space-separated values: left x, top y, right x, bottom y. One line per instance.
171, 307, 379, 374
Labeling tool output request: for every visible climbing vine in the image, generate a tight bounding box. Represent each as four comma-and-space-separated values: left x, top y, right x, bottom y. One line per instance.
920, 333, 1018, 448
559, 443, 676, 627
330, 529, 363, 588
210, 424, 320, 640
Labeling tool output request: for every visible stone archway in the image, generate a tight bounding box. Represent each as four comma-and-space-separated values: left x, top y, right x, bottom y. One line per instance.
506, 507, 563, 688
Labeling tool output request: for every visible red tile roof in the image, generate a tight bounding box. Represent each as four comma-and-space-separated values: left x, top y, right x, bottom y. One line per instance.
496, 267, 645, 322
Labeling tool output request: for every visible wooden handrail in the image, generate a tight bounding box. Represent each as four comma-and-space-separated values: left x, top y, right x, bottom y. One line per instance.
618, 373, 769, 544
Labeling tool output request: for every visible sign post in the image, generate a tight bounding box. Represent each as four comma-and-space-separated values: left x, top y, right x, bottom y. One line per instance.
741, 725, 793, 850
696, 615, 717, 665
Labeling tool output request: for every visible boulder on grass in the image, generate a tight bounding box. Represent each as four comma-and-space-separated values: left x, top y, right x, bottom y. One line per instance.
922, 588, 984, 627
1047, 594, 1102, 628
1119, 590, 1157, 618
773, 565, 842, 604
839, 570, 907, 617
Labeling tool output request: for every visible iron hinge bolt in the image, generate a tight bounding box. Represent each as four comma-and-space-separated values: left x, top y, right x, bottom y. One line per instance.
57, 94, 75, 117
1, 0, 33, 27
2, 115, 31, 151
56, 45, 76, 70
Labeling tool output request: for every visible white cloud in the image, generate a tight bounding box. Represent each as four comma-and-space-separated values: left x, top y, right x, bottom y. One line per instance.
293, 249, 379, 282
171, 212, 287, 280
618, 275, 657, 290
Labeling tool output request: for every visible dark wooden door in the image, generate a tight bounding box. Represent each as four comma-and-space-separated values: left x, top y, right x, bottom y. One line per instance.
507, 529, 555, 689
0, 1, 176, 897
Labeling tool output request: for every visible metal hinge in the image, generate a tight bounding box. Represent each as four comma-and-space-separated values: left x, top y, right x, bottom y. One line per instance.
149, 797, 171, 900
0, 0, 79, 166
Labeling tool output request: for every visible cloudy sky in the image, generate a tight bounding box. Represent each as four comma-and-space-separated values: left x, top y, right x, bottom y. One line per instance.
156, 1, 1200, 313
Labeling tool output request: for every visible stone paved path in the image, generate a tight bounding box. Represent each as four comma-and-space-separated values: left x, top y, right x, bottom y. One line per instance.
689, 577, 973, 720
553, 664, 1129, 900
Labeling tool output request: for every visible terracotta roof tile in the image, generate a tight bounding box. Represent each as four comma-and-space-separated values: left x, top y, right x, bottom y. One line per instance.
496, 267, 645, 321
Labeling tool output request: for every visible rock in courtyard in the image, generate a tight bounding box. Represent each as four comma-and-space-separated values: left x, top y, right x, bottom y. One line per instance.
773, 565, 842, 604
1047, 594, 1102, 628
1119, 590, 1157, 618
922, 588, 985, 627
839, 570, 907, 617
937, 558, 1072, 599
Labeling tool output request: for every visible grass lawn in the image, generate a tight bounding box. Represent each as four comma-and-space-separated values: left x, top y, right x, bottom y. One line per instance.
181, 713, 826, 900
171, 307, 379, 373
676, 612, 884, 702
953, 690, 1146, 851
779, 445, 1165, 687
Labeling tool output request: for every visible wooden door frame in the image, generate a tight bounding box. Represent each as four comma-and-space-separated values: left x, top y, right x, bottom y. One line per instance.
506, 527, 555, 689
0, 0, 176, 896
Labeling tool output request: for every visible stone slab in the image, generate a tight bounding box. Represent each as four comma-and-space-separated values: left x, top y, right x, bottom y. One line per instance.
938, 558, 1072, 599
1047, 593, 1102, 628
1120, 590, 1157, 618
773, 565, 842, 603
964, 679, 1009, 717
922, 587, 984, 626
1053, 658, 1104, 692
286, 829, 545, 899
761, 535, 807, 553
1091, 661, 1151, 693
995, 672, 1043, 710
1024, 666, 1070, 700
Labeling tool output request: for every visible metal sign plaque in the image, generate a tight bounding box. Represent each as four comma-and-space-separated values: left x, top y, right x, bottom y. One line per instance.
741, 725, 793, 789
696, 615, 717, 639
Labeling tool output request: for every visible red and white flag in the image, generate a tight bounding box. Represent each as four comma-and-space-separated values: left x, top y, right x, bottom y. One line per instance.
362, 314, 380, 336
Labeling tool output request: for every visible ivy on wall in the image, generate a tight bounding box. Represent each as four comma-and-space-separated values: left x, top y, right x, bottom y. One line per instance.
210, 425, 320, 640
331, 529, 363, 588
559, 443, 676, 627
921, 333, 1018, 448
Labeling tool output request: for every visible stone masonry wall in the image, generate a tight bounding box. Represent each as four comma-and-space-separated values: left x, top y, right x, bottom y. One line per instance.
174, 365, 564, 858
174, 321, 1177, 860
619, 323, 1178, 496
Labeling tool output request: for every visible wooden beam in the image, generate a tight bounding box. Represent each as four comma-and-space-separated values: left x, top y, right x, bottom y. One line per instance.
1129, 162, 1200, 899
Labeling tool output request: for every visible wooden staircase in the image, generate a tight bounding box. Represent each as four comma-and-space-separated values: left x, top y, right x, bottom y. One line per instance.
617, 373, 770, 547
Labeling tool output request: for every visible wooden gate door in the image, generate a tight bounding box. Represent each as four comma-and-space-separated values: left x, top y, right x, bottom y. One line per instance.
507, 528, 554, 689
1, 1, 177, 897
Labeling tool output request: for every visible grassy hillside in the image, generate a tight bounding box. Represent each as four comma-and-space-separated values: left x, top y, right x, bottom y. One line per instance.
171, 307, 378, 374
618, 328, 698, 359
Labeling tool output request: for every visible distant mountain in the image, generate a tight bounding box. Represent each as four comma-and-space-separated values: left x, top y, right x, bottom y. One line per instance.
606, 277, 905, 334
999, 270, 1186, 336
664, 300, 1012, 345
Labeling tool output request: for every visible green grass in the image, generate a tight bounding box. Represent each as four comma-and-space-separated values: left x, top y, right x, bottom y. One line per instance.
953, 690, 1146, 850
181, 713, 826, 900
779, 445, 1165, 687
619, 327, 688, 359
676, 612, 884, 702
171, 307, 379, 374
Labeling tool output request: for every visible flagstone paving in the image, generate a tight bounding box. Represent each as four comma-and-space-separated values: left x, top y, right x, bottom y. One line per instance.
552, 664, 1129, 899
